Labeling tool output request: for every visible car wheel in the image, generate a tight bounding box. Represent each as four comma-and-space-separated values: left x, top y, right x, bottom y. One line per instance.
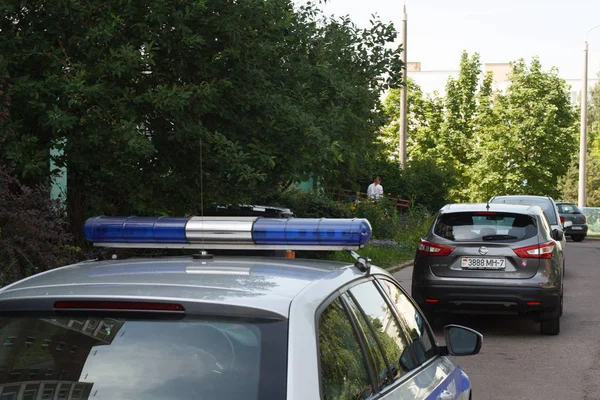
540, 316, 560, 335
572, 235, 585, 242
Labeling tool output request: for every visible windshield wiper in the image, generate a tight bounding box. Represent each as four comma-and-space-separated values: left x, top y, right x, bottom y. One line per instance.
482, 234, 518, 240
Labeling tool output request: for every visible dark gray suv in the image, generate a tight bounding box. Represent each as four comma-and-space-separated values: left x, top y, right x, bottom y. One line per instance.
411, 203, 564, 335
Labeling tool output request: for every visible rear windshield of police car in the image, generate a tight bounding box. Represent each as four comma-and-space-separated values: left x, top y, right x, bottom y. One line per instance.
0, 316, 287, 400
434, 212, 538, 242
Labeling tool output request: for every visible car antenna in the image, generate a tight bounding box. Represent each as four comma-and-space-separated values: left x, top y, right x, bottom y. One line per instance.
486, 199, 491, 210
193, 137, 213, 260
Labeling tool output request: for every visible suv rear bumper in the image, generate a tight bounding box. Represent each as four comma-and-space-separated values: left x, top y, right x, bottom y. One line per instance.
413, 284, 561, 315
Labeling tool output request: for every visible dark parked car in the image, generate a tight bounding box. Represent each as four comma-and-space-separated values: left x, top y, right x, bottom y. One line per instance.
557, 202, 588, 242
412, 203, 565, 335
489, 195, 567, 253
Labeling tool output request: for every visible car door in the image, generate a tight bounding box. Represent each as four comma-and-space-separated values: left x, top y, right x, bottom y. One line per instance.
374, 277, 472, 400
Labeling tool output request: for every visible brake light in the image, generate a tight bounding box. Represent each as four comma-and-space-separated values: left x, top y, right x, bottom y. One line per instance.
584, 216, 587, 223
475, 212, 496, 215
560, 216, 565, 223
53, 301, 185, 311
418, 239, 454, 256
513, 242, 555, 259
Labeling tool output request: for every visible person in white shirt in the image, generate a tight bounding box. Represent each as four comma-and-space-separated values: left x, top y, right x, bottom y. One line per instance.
367, 176, 383, 200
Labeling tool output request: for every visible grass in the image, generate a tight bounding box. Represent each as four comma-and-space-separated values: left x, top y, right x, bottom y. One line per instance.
329, 242, 416, 269
328, 213, 435, 269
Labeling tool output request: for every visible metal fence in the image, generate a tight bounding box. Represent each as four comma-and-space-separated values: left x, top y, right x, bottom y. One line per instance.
581, 207, 600, 235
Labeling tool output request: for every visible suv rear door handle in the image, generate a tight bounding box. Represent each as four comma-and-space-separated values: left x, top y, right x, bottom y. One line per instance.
438, 389, 454, 400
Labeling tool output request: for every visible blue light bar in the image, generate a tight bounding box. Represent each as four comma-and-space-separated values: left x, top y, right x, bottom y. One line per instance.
83, 216, 372, 250
252, 218, 371, 246
84, 216, 188, 243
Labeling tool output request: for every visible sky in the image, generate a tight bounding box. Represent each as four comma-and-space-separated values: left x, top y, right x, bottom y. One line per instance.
307, 0, 600, 79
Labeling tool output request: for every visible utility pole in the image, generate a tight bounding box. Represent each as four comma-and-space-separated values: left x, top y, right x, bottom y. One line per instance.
578, 40, 588, 208
398, 4, 408, 168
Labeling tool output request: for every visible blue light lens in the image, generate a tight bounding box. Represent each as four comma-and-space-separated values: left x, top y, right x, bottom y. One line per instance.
252, 218, 372, 246
83, 216, 188, 243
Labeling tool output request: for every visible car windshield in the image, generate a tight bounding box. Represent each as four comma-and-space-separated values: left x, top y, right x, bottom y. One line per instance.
490, 197, 558, 225
558, 203, 582, 214
434, 212, 538, 242
0, 316, 287, 400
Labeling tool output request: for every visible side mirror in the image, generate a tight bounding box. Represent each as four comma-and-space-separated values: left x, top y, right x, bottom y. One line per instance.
563, 221, 573, 229
552, 229, 563, 241
440, 325, 482, 356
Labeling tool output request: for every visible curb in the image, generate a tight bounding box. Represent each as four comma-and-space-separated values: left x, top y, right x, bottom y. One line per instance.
387, 259, 414, 273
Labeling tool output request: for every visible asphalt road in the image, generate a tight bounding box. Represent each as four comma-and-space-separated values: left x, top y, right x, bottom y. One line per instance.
393, 238, 600, 400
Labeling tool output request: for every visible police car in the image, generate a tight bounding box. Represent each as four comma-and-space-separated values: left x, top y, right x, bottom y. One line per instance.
0, 215, 482, 399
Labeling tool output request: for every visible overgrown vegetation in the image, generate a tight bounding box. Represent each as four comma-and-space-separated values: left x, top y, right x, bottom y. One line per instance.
0, 168, 82, 286
330, 204, 433, 268
1, 1, 597, 282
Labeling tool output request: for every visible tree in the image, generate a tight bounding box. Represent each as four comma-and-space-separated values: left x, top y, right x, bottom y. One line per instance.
558, 158, 600, 206
379, 79, 446, 167
467, 58, 577, 201
1, 1, 403, 234
558, 75, 600, 206
441, 51, 483, 200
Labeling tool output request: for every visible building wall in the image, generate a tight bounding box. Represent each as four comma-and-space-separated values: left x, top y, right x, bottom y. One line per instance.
408, 61, 599, 105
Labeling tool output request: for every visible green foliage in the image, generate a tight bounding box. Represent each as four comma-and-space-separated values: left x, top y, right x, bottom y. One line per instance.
330, 205, 433, 268
351, 198, 400, 239
0, 168, 82, 286
262, 188, 353, 219
558, 156, 600, 206
588, 72, 600, 153
559, 74, 600, 206
380, 52, 578, 206
467, 58, 577, 201
401, 159, 457, 211
1, 0, 403, 226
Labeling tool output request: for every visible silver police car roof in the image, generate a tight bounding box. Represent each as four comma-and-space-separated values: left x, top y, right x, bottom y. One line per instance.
0, 256, 382, 318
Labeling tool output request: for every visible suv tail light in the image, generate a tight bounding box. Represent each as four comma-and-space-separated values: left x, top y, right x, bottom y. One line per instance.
418, 239, 454, 257
584, 215, 587, 223
513, 242, 555, 259
560, 216, 565, 223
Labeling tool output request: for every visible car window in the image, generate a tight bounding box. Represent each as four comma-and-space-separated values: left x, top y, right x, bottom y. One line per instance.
318, 298, 373, 400
378, 279, 438, 366
434, 212, 538, 242
0, 316, 287, 400
344, 294, 396, 391
348, 282, 412, 382
491, 197, 558, 225
558, 204, 582, 214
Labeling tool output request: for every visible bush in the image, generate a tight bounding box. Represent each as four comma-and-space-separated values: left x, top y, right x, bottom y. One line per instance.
330, 205, 434, 268
262, 188, 353, 219
351, 197, 400, 239
0, 168, 83, 286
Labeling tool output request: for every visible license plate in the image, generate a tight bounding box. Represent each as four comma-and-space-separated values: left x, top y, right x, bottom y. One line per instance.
461, 257, 506, 270
571, 226, 583, 230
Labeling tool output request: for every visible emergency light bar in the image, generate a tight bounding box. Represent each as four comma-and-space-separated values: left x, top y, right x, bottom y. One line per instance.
83, 216, 372, 250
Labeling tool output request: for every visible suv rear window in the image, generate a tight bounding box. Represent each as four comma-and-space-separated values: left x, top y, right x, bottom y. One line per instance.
0, 316, 287, 400
434, 212, 538, 242
558, 203, 582, 214
490, 197, 557, 225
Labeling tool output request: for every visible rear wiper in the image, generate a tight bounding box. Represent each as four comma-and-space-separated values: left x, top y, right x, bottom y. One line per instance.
482, 234, 518, 240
